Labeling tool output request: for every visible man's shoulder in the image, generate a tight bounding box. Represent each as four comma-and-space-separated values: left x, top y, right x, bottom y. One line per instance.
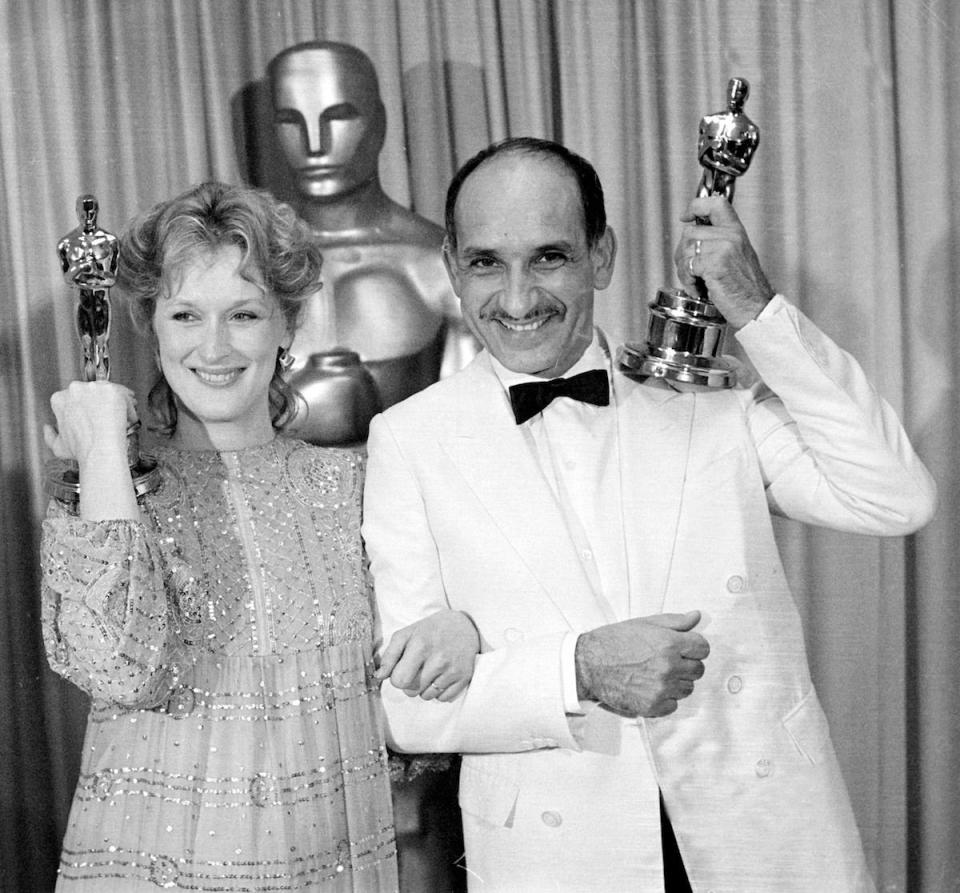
378, 354, 491, 426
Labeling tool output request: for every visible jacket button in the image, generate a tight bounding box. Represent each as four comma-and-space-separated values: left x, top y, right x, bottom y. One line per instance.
755, 758, 773, 778
726, 575, 746, 593
541, 811, 562, 828
727, 675, 744, 694
504, 628, 524, 643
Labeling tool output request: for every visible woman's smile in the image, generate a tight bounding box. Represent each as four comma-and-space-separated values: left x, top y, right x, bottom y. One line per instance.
191, 366, 246, 386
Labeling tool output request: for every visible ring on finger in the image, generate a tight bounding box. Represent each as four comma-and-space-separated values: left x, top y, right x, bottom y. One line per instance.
429, 681, 443, 692
694, 239, 702, 256
686, 255, 696, 277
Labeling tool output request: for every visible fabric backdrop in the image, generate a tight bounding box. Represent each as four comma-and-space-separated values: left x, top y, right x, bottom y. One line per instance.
1, 2, 957, 890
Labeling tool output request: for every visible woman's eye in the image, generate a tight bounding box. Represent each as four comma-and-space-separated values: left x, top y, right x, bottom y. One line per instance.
171, 311, 195, 322
232, 311, 259, 321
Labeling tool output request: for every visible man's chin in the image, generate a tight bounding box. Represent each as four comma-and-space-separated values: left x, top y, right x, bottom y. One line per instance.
490, 346, 558, 377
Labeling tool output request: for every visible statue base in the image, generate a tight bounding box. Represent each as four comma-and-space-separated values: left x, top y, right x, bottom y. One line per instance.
46, 422, 161, 509
617, 287, 736, 389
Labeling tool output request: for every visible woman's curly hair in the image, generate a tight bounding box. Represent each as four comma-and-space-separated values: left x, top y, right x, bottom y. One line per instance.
117, 181, 322, 436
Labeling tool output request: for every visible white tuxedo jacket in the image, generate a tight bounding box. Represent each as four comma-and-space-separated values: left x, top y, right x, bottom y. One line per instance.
363, 296, 936, 893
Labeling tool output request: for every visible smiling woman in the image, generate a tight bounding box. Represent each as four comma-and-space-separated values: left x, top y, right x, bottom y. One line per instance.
36, 182, 478, 892
151, 247, 291, 450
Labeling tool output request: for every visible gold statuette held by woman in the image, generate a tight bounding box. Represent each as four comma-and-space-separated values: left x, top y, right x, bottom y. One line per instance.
46, 195, 160, 506
618, 77, 760, 388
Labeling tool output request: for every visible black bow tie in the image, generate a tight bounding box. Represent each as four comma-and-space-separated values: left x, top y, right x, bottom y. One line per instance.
508, 369, 610, 425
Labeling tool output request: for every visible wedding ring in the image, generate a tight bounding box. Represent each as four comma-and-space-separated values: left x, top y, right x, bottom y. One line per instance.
686, 255, 696, 277
694, 239, 702, 256
429, 681, 442, 691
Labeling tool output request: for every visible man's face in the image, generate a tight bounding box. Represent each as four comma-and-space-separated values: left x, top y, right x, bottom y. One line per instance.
271, 49, 384, 200
444, 153, 616, 378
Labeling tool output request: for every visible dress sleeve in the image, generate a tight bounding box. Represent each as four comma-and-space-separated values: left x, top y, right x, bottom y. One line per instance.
735, 295, 937, 535
40, 504, 180, 708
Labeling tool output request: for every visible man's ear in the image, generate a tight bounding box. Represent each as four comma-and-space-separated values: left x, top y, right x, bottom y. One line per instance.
441, 236, 462, 295
591, 226, 617, 291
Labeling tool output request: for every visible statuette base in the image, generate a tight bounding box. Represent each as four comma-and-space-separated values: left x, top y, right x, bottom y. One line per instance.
617, 287, 736, 388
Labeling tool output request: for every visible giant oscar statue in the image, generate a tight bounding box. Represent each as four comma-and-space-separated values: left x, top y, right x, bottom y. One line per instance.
267, 40, 474, 446
618, 77, 760, 387
266, 40, 468, 890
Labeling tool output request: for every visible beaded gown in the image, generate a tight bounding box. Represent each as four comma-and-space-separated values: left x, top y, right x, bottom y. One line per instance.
40, 437, 398, 892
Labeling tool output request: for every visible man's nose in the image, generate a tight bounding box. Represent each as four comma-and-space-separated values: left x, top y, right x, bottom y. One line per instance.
499, 266, 540, 317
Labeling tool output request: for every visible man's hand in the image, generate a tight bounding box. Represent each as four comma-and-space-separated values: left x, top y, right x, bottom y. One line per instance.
377, 610, 480, 702
575, 611, 710, 717
675, 196, 775, 329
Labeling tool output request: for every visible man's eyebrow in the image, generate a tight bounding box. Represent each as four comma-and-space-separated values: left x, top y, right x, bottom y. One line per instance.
458, 246, 499, 261
534, 240, 575, 254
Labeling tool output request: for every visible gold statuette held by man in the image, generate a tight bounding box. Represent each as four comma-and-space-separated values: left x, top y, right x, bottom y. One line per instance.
47, 195, 161, 506
618, 77, 760, 388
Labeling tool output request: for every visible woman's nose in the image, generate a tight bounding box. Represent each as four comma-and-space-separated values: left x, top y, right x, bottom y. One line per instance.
197, 321, 230, 360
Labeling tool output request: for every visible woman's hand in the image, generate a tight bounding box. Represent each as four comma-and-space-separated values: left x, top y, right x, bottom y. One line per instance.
376, 611, 480, 702
44, 381, 142, 521
44, 380, 137, 466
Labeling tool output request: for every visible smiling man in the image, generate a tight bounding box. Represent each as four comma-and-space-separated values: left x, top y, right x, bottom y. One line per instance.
363, 137, 935, 892
442, 145, 615, 378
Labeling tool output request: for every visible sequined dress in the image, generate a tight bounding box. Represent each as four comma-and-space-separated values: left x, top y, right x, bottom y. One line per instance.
41, 438, 398, 891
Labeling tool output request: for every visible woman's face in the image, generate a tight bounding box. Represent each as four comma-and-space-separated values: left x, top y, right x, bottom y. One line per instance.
153, 245, 290, 449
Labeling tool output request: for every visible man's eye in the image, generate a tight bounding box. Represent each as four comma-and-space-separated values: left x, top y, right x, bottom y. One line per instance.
535, 252, 567, 268
467, 257, 498, 271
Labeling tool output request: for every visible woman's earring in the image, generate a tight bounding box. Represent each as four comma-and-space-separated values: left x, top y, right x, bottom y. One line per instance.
278, 346, 295, 371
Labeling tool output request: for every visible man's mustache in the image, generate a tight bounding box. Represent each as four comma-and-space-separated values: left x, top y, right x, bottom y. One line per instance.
481, 303, 564, 323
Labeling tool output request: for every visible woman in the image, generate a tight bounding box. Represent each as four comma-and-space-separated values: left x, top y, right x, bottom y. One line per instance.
40, 182, 476, 891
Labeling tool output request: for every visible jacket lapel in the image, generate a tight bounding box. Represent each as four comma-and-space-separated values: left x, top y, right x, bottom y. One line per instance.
440, 354, 617, 629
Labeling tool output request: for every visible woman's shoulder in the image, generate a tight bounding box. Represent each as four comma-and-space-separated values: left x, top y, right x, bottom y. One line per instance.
274, 436, 366, 505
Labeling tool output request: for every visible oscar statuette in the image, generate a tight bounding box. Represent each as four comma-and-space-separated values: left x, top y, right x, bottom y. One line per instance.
46, 195, 161, 507
617, 77, 760, 388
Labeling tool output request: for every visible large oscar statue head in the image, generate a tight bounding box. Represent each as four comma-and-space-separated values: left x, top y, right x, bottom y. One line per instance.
268, 41, 387, 201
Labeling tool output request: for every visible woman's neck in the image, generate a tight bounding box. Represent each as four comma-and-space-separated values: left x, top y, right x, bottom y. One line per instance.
168, 415, 276, 452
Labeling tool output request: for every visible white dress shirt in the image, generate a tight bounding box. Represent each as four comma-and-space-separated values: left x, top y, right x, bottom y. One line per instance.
490, 332, 631, 712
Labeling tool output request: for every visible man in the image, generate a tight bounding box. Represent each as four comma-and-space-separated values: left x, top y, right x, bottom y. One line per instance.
363, 137, 936, 892
267, 41, 474, 441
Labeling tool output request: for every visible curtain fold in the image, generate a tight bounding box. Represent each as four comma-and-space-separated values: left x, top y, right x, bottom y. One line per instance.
1, 2, 956, 890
